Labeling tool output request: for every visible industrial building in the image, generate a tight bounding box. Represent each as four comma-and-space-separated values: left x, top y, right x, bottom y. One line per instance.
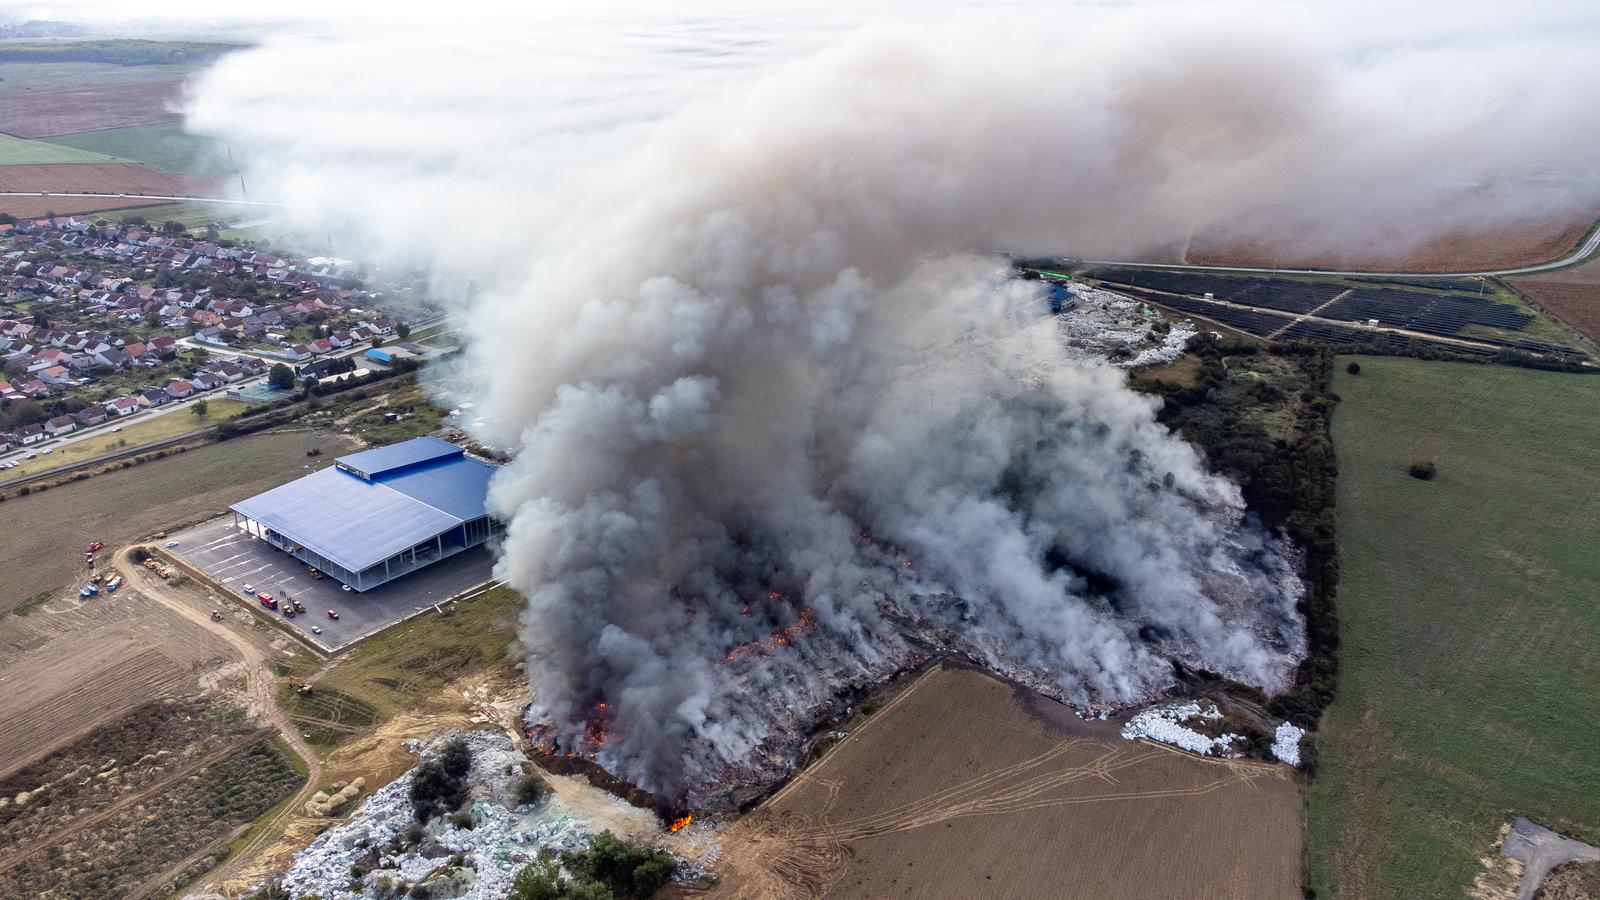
229, 436, 502, 591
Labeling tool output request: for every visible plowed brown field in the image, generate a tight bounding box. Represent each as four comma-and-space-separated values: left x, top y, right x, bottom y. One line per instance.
0, 161, 229, 197
1510, 256, 1600, 345
0, 80, 184, 138
1186, 215, 1594, 273
710, 665, 1303, 900
0, 194, 166, 218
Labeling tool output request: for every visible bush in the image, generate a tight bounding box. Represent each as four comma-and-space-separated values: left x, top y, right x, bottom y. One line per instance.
1408, 459, 1437, 480
409, 738, 472, 823
1346, 361, 1361, 375
516, 773, 551, 806
561, 831, 676, 899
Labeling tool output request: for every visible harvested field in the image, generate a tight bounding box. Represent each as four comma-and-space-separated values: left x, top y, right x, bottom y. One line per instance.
1309, 358, 1600, 898
0, 79, 186, 138
0, 428, 353, 612
0, 193, 165, 218
1510, 257, 1600, 345
0, 160, 229, 197
0, 694, 303, 899
711, 665, 1302, 900
1184, 211, 1597, 273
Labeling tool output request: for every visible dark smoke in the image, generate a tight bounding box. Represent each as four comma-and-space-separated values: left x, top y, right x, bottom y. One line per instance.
178, 2, 1600, 804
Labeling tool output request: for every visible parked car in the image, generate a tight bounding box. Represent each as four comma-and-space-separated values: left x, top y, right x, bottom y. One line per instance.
311, 625, 323, 635
341, 584, 353, 592
242, 583, 254, 594
326, 610, 339, 620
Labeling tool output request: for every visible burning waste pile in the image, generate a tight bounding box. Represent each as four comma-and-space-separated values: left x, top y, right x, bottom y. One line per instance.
471, 39, 1313, 813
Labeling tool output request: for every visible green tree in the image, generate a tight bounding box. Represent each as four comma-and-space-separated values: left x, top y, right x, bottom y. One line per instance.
509, 859, 568, 900
161, 220, 186, 236
396, 322, 411, 340
561, 831, 675, 900
191, 399, 209, 418
269, 363, 295, 390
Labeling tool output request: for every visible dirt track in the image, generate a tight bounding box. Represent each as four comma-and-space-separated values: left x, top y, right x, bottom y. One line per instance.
106, 548, 326, 889
708, 665, 1303, 900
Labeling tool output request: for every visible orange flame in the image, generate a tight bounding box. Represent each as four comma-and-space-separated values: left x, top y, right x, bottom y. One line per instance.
668, 815, 693, 833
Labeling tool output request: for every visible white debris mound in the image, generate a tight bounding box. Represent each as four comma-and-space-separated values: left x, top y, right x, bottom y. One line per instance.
1271, 721, 1305, 766
267, 731, 606, 900
1120, 702, 1242, 756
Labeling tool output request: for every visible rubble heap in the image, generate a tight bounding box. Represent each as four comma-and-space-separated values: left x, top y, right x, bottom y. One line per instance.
272, 732, 599, 900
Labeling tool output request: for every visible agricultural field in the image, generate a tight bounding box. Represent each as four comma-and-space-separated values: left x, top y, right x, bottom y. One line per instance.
0, 131, 120, 165
0, 193, 164, 219
0, 695, 303, 899
0, 399, 251, 482
0, 160, 229, 197
1308, 357, 1600, 898
712, 665, 1303, 900
1511, 255, 1600, 346
43, 121, 233, 175
1184, 206, 1598, 273
0, 427, 353, 612
0, 79, 187, 138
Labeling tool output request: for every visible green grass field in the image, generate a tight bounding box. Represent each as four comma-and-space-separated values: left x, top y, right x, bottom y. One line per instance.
1308, 357, 1600, 898
0, 132, 121, 165
0, 399, 250, 482
43, 122, 232, 175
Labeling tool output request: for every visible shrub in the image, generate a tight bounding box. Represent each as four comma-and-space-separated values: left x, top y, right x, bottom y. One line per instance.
561, 831, 676, 900
1408, 459, 1437, 481
516, 773, 551, 806
409, 738, 472, 823
1346, 361, 1361, 375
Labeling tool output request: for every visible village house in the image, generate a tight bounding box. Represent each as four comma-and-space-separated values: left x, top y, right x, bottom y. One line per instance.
44, 414, 76, 437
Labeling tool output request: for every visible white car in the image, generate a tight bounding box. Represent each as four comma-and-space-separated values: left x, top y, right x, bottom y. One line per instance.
41, 448, 52, 454
242, 583, 255, 594
164, 541, 179, 548
311, 625, 323, 634
113, 426, 123, 432
341, 584, 352, 592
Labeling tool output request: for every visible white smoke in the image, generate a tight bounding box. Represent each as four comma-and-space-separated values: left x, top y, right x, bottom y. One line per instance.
177, 1, 1600, 803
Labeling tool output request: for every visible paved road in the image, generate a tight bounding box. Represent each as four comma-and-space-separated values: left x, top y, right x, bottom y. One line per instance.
0, 191, 282, 207
1068, 218, 1600, 279
1502, 816, 1600, 900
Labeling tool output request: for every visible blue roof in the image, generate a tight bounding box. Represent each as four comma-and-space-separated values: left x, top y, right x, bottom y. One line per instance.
231, 437, 496, 572
336, 435, 462, 480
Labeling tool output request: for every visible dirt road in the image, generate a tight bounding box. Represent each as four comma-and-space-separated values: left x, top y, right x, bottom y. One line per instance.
108, 549, 325, 890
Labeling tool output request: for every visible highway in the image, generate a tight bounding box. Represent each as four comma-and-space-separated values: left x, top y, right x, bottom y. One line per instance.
1068, 217, 1600, 279
0, 191, 282, 207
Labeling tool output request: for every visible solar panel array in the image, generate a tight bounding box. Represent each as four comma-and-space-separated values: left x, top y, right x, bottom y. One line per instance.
1121, 289, 1290, 337
1079, 266, 1583, 358
1276, 321, 1498, 356
1319, 287, 1533, 337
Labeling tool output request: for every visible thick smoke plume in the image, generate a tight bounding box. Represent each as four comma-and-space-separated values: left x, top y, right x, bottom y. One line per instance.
180, 2, 1600, 804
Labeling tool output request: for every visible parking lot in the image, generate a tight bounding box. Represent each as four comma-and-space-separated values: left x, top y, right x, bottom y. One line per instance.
166, 515, 497, 652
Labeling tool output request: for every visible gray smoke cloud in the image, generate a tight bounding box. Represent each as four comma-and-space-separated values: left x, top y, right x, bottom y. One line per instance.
179, 1, 1599, 804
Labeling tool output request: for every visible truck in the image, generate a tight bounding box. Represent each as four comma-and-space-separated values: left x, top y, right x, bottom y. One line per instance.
257, 592, 277, 610
291, 598, 306, 613
105, 576, 122, 593
143, 559, 159, 571
78, 583, 99, 598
